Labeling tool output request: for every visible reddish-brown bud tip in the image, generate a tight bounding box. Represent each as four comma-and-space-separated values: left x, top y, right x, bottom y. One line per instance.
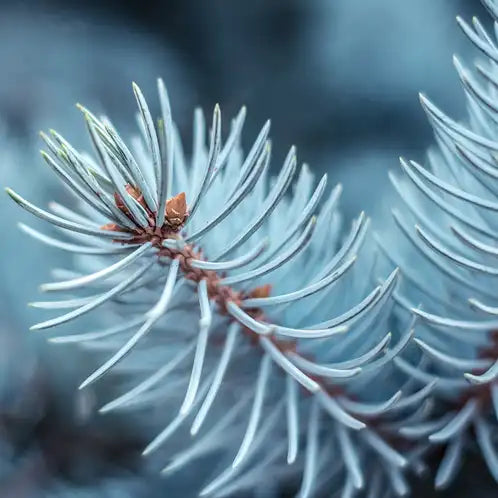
165, 192, 188, 227
248, 284, 272, 299
101, 222, 122, 232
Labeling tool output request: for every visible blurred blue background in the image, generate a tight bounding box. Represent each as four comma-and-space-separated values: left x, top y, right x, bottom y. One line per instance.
1, 0, 495, 496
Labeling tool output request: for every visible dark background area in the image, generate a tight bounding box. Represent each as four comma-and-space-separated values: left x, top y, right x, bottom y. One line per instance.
1, 0, 489, 197
1, 0, 491, 221
0, 0, 496, 496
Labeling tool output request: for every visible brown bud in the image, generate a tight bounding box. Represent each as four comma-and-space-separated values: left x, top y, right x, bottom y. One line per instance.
100, 222, 122, 232
248, 284, 272, 299
165, 192, 188, 227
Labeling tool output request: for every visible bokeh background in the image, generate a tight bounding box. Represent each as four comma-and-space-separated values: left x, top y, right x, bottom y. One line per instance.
0, 0, 495, 496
